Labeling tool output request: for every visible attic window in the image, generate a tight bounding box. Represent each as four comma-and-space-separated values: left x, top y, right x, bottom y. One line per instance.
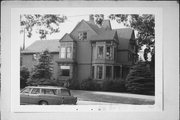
78, 32, 87, 40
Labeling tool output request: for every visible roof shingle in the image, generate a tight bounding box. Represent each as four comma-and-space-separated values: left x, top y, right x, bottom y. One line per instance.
22, 40, 59, 53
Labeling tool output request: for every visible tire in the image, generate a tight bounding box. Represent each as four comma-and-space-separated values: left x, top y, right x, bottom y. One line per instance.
39, 101, 48, 105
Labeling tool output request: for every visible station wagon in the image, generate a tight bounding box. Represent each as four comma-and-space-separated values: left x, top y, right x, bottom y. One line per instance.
20, 86, 77, 105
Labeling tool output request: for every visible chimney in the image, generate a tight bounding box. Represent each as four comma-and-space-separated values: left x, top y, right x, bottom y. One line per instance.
89, 14, 94, 24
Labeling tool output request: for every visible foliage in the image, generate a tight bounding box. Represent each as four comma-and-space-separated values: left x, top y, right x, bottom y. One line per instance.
109, 14, 155, 62
27, 49, 55, 86
80, 78, 101, 91
125, 62, 155, 95
67, 79, 80, 90
102, 79, 126, 92
20, 14, 67, 39
20, 66, 30, 88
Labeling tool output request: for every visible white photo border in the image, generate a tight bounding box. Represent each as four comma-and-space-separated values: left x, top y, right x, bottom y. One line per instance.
10, 7, 163, 113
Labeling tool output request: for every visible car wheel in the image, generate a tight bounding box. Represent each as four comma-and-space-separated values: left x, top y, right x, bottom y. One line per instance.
39, 101, 48, 105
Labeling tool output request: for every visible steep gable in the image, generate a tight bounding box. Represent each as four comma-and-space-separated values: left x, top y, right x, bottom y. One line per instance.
60, 33, 75, 42
115, 28, 135, 50
70, 20, 98, 40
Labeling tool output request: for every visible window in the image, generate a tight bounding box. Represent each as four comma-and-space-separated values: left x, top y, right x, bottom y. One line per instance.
60, 66, 70, 76
31, 88, 40, 94
60, 47, 66, 58
114, 66, 121, 79
78, 32, 87, 40
66, 47, 72, 58
42, 89, 57, 95
106, 66, 112, 79
106, 46, 113, 60
92, 66, 95, 79
96, 65, 103, 79
60, 46, 72, 59
21, 88, 32, 94
97, 46, 104, 59
61, 89, 70, 96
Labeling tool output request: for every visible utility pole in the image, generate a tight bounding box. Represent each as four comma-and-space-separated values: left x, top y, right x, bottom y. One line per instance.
23, 28, 25, 50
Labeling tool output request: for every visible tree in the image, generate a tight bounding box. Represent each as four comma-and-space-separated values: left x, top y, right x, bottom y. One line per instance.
27, 50, 57, 86
125, 62, 155, 95
108, 14, 155, 61
20, 14, 67, 49
20, 66, 30, 88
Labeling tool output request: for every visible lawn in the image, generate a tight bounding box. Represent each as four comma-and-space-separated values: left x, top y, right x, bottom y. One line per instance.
71, 90, 155, 105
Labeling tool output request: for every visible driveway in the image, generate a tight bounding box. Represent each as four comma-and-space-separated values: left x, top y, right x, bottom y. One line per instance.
71, 90, 154, 105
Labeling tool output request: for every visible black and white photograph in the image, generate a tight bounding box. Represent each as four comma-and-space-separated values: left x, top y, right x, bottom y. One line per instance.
1, 1, 179, 120
20, 13, 155, 105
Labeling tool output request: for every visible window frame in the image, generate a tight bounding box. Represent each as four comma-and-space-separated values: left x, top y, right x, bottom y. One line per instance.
78, 31, 87, 41
96, 65, 103, 80
60, 65, 70, 77
97, 45, 104, 59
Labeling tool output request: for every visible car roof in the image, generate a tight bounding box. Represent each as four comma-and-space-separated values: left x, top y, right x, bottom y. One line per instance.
25, 86, 68, 90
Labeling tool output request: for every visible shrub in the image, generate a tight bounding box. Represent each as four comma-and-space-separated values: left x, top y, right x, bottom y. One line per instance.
26, 78, 59, 86
125, 62, 155, 95
102, 79, 126, 92
80, 78, 101, 91
20, 66, 30, 88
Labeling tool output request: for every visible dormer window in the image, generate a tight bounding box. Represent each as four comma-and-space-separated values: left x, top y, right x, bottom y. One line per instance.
78, 32, 87, 40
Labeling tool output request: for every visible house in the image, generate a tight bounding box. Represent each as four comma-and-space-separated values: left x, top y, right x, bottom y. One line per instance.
21, 40, 60, 79
21, 16, 137, 86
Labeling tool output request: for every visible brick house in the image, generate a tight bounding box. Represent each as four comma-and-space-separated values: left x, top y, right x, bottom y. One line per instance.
21, 16, 137, 85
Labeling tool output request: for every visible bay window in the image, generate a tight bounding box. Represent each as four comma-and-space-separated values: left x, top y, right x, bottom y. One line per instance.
96, 65, 103, 79
106, 45, 113, 60
97, 46, 104, 59
59, 46, 72, 59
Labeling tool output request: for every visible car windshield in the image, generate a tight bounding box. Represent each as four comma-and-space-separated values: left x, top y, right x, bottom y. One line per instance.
21, 88, 32, 93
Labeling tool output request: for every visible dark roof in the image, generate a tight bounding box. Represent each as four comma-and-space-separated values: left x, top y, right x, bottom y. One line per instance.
22, 40, 59, 53
115, 28, 134, 49
116, 28, 134, 40
60, 33, 75, 42
86, 21, 108, 34
90, 30, 117, 41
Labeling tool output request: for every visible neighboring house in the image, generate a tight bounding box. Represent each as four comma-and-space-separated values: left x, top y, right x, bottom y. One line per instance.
21, 16, 137, 86
21, 40, 60, 79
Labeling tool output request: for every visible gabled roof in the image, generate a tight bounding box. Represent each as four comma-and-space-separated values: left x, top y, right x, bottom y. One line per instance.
115, 28, 135, 49
90, 30, 117, 41
22, 40, 59, 53
60, 33, 75, 42
86, 21, 108, 34
116, 28, 134, 40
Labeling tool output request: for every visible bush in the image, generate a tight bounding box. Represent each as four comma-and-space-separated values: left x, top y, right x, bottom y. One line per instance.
26, 78, 59, 86
80, 78, 101, 91
125, 62, 155, 95
20, 66, 30, 88
102, 79, 126, 92
68, 79, 80, 90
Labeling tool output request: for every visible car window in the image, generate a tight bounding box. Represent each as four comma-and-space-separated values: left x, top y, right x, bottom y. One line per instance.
31, 88, 40, 94
61, 89, 70, 96
21, 88, 32, 94
41, 89, 57, 95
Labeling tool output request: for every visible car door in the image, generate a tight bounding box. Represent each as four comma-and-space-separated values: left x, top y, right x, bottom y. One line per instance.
20, 88, 32, 104
28, 88, 41, 104
61, 89, 74, 104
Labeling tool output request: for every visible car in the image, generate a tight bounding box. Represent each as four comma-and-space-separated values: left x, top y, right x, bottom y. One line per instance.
20, 86, 77, 105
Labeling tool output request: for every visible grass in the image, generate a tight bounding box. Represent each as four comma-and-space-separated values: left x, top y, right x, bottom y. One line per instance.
71, 90, 155, 105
